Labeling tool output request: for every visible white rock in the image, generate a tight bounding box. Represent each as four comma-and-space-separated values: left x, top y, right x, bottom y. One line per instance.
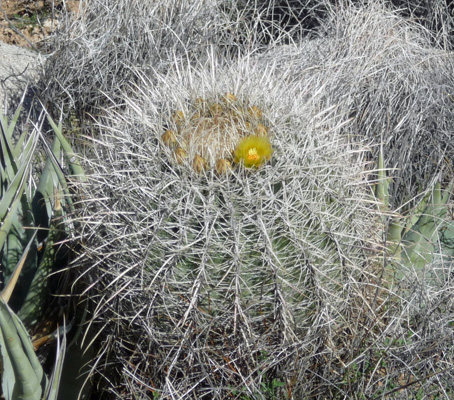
0, 42, 46, 110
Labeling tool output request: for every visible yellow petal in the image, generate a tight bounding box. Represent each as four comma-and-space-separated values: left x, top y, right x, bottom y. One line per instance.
234, 135, 273, 168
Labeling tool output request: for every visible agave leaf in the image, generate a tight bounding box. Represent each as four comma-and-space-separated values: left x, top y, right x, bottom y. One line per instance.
1, 131, 39, 311
0, 112, 19, 186
37, 136, 61, 200
0, 193, 27, 275
39, 132, 76, 215
375, 146, 403, 260
400, 189, 433, 238
441, 180, 453, 204
1, 231, 37, 303
13, 128, 29, 161
0, 105, 22, 142
440, 224, 454, 258
46, 115, 86, 182
18, 192, 64, 328
439, 181, 454, 257
42, 321, 70, 400
401, 180, 452, 240
0, 297, 46, 400
5, 222, 38, 312
33, 137, 62, 244
376, 147, 452, 282
404, 183, 449, 240
5, 107, 28, 161
0, 131, 36, 224
386, 219, 404, 263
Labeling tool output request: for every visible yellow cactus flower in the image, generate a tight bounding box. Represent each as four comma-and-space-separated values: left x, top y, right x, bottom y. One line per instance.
234, 135, 273, 168
165, 94, 273, 173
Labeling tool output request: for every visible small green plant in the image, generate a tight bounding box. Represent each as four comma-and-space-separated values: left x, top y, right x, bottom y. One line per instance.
10, 12, 46, 30
260, 378, 286, 400
230, 377, 286, 400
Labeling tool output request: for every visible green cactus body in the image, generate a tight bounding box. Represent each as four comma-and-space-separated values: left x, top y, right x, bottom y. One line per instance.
375, 146, 454, 285
151, 180, 315, 329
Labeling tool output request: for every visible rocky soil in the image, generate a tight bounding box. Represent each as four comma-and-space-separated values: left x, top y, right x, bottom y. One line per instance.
0, 0, 80, 47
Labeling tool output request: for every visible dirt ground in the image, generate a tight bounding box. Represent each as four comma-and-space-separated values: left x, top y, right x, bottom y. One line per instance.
0, 0, 80, 47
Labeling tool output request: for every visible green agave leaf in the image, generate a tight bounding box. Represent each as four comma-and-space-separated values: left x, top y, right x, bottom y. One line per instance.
375, 146, 403, 262
400, 189, 433, 238
375, 145, 452, 283
46, 115, 86, 182
42, 321, 71, 400
0, 130, 37, 250
37, 136, 61, 202
1, 130, 39, 311
13, 128, 29, 161
386, 188, 433, 263
0, 298, 46, 400
39, 131, 76, 215
387, 220, 403, 245
33, 137, 62, 244
402, 183, 450, 244
0, 105, 22, 142
0, 111, 20, 184
1, 232, 37, 303
4, 211, 39, 315
439, 181, 454, 257
18, 195, 65, 328
441, 181, 453, 204
0, 198, 31, 300
0, 194, 26, 264
440, 224, 454, 258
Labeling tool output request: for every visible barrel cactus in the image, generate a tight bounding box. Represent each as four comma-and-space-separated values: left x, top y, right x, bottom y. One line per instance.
79, 50, 385, 398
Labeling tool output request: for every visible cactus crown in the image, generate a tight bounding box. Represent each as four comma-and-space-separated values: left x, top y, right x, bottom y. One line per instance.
161, 93, 273, 173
